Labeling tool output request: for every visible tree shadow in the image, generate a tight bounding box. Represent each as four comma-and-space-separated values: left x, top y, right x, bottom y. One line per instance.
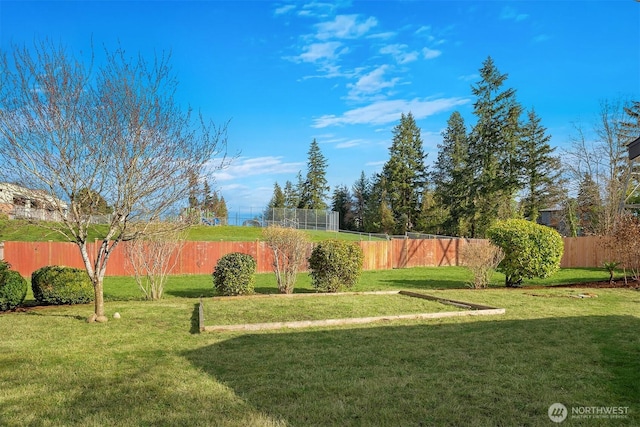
375, 278, 469, 290
183, 315, 640, 426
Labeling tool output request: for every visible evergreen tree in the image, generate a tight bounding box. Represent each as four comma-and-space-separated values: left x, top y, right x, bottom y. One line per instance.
577, 173, 602, 235
519, 109, 563, 222
331, 185, 355, 230
468, 56, 524, 237
351, 171, 370, 231
202, 180, 212, 210
283, 180, 298, 209
217, 196, 228, 219
364, 174, 395, 234
298, 139, 329, 210
265, 182, 286, 221
432, 111, 472, 236
381, 112, 427, 234
267, 182, 286, 209
188, 172, 200, 208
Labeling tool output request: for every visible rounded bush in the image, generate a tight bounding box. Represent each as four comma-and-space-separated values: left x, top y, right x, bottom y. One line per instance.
488, 219, 564, 287
0, 269, 27, 311
31, 266, 94, 305
308, 240, 364, 293
212, 252, 256, 296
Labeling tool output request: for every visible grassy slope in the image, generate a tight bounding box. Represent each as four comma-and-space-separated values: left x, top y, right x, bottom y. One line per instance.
1, 271, 638, 426
0, 221, 376, 242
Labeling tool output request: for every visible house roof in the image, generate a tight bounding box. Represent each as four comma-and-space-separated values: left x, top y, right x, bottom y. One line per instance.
628, 136, 640, 161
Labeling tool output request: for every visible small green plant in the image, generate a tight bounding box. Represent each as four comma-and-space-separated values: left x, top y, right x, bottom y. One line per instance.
31, 266, 94, 305
0, 261, 27, 311
603, 261, 620, 284
308, 239, 364, 292
488, 219, 564, 287
212, 252, 256, 296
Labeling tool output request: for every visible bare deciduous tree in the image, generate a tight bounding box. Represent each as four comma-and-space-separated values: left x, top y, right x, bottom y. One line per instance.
124, 222, 187, 300
262, 226, 309, 294
562, 98, 635, 235
460, 240, 504, 289
0, 41, 228, 322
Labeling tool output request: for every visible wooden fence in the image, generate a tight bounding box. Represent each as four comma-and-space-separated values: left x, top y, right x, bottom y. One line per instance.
1, 236, 606, 278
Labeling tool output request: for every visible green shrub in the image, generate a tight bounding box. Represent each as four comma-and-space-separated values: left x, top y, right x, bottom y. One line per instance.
31, 266, 94, 305
0, 268, 27, 311
488, 219, 564, 287
212, 252, 256, 296
308, 239, 364, 293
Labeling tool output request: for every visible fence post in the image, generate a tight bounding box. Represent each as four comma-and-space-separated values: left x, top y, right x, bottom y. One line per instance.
0, 241, 4, 260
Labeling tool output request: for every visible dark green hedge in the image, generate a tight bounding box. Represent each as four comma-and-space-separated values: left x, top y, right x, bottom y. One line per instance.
31, 266, 94, 305
212, 252, 256, 296
0, 263, 27, 311
308, 240, 364, 293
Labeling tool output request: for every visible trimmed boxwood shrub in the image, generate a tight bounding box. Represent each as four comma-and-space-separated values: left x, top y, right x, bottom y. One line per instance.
308, 239, 364, 293
212, 252, 256, 296
0, 261, 27, 311
488, 219, 564, 287
31, 266, 94, 305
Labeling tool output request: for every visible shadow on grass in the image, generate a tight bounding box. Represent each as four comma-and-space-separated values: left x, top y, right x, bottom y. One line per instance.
165, 288, 216, 298
375, 278, 469, 290
184, 315, 640, 426
189, 303, 201, 334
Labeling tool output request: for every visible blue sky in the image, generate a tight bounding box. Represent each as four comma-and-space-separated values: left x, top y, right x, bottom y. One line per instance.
1, 1, 639, 213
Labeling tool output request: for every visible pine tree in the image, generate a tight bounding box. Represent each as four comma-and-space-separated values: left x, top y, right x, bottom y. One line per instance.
298, 139, 329, 210
283, 180, 298, 209
202, 180, 212, 210
381, 112, 427, 234
265, 182, 286, 221
468, 56, 524, 237
519, 109, 563, 222
351, 171, 370, 231
217, 196, 228, 219
188, 172, 200, 208
577, 173, 602, 235
331, 185, 355, 230
432, 111, 472, 236
364, 174, 395, 234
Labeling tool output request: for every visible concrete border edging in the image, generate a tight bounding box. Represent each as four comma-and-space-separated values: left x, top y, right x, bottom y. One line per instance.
199, 290, 505, 333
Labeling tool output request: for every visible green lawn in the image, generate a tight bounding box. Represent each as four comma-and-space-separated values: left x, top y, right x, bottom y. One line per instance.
202, 292, 465, 326
0, 220, 379, 242
1, 267, 638, 426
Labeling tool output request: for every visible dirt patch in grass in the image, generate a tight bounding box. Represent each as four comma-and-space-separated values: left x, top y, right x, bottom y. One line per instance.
542, 279, 639, 289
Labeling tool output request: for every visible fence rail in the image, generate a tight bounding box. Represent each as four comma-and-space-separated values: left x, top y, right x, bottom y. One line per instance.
0, 236, 607, 278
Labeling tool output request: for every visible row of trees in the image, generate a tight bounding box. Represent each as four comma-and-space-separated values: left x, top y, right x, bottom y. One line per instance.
267, 57, 639, 238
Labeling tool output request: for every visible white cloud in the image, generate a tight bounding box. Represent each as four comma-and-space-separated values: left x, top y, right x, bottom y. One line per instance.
458, 73, 479, 82
212, 156, 304, 181
500, 6, 528, 22
367, 31, 396, 40
379, 44, 419, 64
274, 4, 296, 15
346, 65, 400, 100
288, 41, 347, 64
422, 47, 442, 60
315, 14, 378, 40
312, 97, 471, 128
533, 34, 551, 43
335, 138, 366, 148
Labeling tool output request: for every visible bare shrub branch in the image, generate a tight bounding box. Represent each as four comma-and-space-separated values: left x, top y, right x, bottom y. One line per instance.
460, 240, 504, 289
262, 226, 310, 294
124, 222, 187, 300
